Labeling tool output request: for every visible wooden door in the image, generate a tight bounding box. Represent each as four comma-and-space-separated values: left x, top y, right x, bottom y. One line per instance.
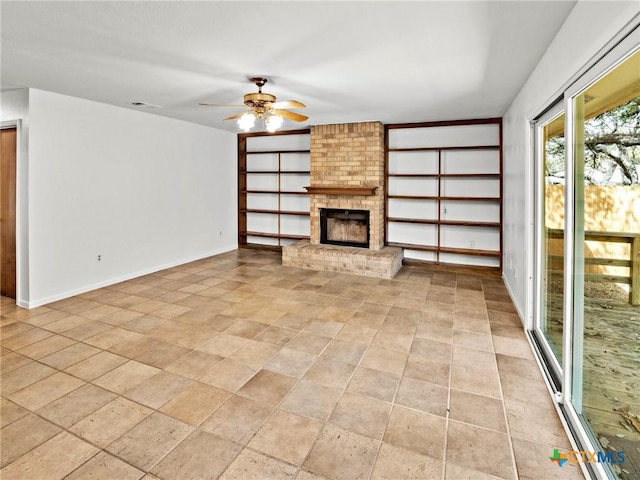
1, 127, 17, 299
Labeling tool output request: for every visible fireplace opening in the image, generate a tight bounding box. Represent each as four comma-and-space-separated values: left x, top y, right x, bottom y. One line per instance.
320, 208, 370, 248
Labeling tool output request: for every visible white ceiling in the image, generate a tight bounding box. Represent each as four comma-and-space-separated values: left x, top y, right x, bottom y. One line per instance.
1, 1, 577, 133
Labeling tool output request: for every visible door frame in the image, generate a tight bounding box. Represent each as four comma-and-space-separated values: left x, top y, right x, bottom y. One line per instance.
1, 119, 24, 306
531, 101, 566, 391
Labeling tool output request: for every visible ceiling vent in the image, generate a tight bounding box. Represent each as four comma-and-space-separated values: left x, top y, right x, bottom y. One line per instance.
130, 101, 162, 108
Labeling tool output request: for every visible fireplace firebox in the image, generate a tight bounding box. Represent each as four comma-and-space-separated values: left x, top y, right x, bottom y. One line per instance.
320, 209, 370, 248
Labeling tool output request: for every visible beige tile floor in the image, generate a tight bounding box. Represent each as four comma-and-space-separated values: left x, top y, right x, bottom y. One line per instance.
1, 249, 587, 480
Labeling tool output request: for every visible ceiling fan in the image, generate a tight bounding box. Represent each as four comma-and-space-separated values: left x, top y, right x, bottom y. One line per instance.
199, 77, 308, 132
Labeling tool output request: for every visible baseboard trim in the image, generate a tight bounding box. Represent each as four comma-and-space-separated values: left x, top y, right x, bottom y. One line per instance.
502, 273, 525, 324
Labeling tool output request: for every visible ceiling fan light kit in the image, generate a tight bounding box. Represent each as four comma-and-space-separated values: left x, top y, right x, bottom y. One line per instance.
199, 77, 308, 133
265, 114, 283, 132
237, 112, 256, 132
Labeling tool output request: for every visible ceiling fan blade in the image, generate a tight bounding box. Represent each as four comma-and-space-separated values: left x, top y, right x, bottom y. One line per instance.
271, 109, 309, 122
224, 111, 250, 120
198, 102, 245, 107
270, 100, 306, 109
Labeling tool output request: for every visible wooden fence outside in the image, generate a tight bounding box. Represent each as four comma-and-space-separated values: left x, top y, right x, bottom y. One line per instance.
547, 229, 640, 306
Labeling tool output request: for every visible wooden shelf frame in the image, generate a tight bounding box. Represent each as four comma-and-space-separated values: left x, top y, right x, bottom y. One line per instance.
385, 118, 503, 268
238, 129, 312, 249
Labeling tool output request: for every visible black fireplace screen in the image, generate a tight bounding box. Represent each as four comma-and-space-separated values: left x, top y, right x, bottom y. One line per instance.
320, 209, 370, 248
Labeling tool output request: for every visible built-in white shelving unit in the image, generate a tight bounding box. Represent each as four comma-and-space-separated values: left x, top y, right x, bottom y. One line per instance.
238, 130, 311, 249
385, 119, 502, 269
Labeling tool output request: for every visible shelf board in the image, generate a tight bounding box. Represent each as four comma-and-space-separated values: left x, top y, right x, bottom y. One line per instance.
389, 195, 500, 201
246, 149, 310, 155
388, 145, 500, 152
241, 231, 309, 240
242, 209, 309, 216
439, 246, 500, 257
441, 196, 500, 201
386, 242, 500, 257
304, 186, 378, 196
388, 195, 439, 200
387, 217, 439, 225
244, 170, 310, 175
440, 173, 500, 178
388, 173, 499, 178
440, 220, 500, 228
388, 173, 440, 178
387, 217, 499, 228
242, 190, 309, 195
387, 242, 440, 253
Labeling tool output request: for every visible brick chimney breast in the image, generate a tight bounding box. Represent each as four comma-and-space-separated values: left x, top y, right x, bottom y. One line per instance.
309, 121, 385, 250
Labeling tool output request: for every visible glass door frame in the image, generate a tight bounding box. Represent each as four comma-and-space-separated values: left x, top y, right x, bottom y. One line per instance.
532, 100, 566, 391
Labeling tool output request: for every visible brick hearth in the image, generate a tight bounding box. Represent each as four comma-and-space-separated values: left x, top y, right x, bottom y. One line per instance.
282, 240, 403, 279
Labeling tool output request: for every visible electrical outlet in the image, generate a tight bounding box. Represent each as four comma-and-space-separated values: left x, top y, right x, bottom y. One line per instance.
469, 240, 475, 248
97, 254, 102, 262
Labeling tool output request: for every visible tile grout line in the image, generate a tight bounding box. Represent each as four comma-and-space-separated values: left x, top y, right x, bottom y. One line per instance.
440, 276, 458, 480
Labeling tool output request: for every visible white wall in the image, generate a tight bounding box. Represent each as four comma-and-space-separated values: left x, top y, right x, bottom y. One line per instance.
502, 1, 640, 323
24, 89, 236, 307
1, 88, 30, 303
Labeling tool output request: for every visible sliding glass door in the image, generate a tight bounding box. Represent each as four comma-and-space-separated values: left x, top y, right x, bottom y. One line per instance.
534, 28, 639, 480
568, 47, 640, 480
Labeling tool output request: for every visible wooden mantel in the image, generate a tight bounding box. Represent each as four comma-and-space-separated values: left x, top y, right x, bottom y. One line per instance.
304, 185, 378, 196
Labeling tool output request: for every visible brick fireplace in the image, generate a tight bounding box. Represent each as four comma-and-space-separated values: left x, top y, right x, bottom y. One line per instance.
282, 121, 403, 278
308, 122, 385, 249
